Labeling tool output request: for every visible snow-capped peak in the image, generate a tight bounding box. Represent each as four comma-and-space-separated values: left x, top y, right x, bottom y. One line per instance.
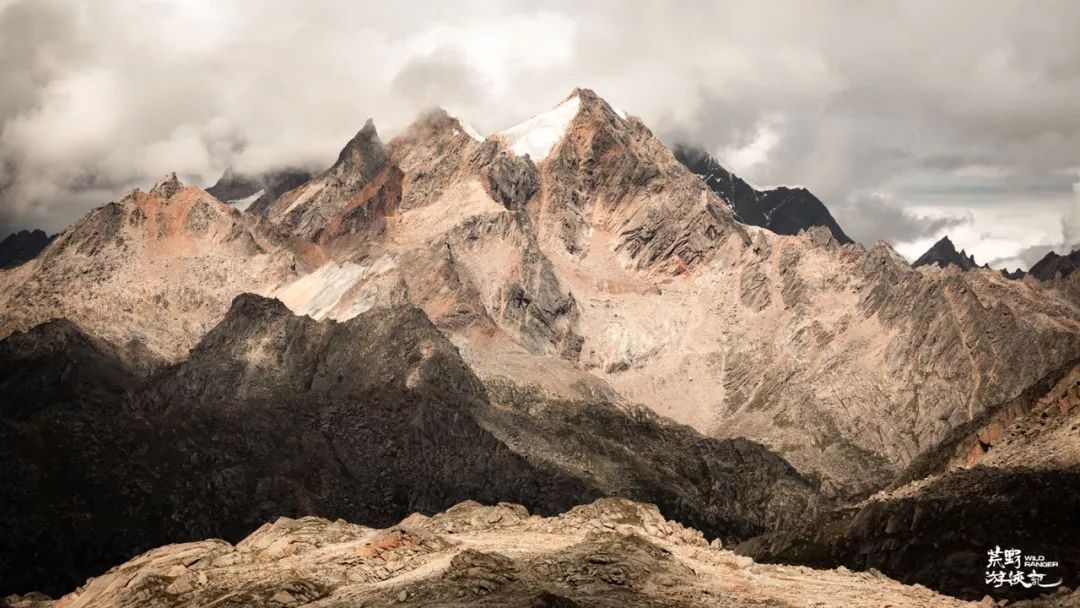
496, 94, 581, 162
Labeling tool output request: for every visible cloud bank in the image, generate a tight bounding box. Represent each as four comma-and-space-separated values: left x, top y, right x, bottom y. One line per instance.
2, 0, 1079, 268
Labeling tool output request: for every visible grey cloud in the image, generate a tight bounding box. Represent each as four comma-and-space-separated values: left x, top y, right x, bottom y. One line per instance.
0, 0, 1079, 264
832, 193, 967, 245
391, 50, 485, 110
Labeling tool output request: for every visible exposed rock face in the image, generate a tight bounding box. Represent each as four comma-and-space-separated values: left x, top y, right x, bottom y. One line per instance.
1029, 248, 1080, 281
206, 167, 315, 215
673, 144, 853, 244
3, 498, 975, 608
0, 229, 54, 268
913, 236, 979, 271
0, 295, 821, 598
266, 120, 392, 240
738, 361, 1080, 601
0, 175, 316, 361
253, 89, 1080, 498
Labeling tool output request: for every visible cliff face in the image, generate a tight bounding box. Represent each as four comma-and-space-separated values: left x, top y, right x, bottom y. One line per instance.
0, 295, 821, 598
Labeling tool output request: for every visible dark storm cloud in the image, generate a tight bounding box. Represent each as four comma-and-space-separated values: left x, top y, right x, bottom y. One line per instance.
0, 0, 1078, 267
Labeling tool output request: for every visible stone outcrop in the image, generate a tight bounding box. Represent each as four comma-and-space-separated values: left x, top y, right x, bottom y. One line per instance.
3, 498, 976, 608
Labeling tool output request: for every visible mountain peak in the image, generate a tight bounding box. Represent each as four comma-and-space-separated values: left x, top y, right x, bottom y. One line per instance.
672, 144, 852, 244
0, 229, 54, 268
148, 172, 182, 199
333, 118, 386, 172
1028, 248, 1080, 280
912, 235, 978, 270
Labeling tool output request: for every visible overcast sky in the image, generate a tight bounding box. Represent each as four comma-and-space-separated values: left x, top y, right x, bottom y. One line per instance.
2, 0, 1079, 269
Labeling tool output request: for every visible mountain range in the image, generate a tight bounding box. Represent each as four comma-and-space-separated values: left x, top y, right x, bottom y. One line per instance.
2, 88, 1079, 606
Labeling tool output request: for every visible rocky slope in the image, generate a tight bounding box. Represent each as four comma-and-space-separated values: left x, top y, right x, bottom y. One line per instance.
738, 360, 1080, 601
256, 88, 1080, 498
0, 294, 822, 598
913, 236, 980, 271
673, 143, 853, 244
3, 498, 980, 608
0, 229, 53, 268
0, 174, 319, 361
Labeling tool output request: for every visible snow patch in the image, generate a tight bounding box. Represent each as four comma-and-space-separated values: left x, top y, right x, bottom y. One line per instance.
613, 107, 627, 120
228, 189, 264, 212
445, 110, 485, 142
461, 121, 484, 142
274, 257, 396, 321
497, 95, 580, 162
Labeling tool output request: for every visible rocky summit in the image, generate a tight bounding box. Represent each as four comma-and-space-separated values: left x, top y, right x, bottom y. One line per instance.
913, 236, 980, 271
2, 88, 1078, 606
673, 143, 853, 244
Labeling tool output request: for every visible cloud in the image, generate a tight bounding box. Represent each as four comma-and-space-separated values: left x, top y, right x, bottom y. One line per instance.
1062, 177, 1080, 248
0, 0, 1078, 261
833, 192, 967, 246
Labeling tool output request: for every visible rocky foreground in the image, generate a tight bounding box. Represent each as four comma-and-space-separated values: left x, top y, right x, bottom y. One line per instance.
2, 498, 1001, 608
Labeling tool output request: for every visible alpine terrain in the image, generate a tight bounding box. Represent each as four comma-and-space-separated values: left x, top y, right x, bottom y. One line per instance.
2, 88, 1078, 607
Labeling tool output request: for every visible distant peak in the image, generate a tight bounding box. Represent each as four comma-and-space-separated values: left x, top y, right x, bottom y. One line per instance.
913, 235, 978, 270
149, 172, 182, 199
